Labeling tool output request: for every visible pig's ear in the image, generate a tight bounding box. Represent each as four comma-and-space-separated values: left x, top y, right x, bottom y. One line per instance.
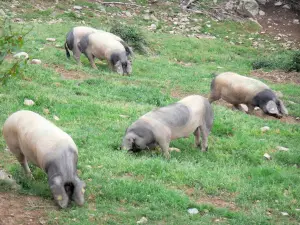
266, 101, 279, 114
277, 99, 288, 115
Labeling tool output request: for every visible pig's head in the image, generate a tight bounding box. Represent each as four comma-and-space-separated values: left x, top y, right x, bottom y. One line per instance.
111, 52, 131, 76
121, 122, 156, 152
49, 176, 69, 208
253, 89, 288, 118
72, 177, 86, 206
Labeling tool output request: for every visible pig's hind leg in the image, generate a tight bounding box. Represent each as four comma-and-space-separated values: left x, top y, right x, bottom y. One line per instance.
199, 125, 209, 152
193, 127, 201, 148
15, 151, 32, 177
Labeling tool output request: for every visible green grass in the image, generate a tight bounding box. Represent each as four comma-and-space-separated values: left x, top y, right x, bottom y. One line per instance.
1, 1, 300, 224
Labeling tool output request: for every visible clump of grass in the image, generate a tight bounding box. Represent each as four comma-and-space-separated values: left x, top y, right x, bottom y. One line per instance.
252, 50, 300, 72
110, 23, 149, 54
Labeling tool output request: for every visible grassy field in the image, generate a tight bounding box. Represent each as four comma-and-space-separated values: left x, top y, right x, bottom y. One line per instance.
1, 0, 300, 224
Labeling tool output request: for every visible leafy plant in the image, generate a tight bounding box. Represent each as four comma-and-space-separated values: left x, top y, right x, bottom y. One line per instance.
110, 23, 149, 54
0, 18, 31, 84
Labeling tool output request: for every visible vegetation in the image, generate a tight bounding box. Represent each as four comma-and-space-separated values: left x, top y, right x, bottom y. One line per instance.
0, 0, 300, 224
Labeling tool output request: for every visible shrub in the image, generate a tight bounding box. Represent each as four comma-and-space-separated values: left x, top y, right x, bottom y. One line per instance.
110, 23, 149, 54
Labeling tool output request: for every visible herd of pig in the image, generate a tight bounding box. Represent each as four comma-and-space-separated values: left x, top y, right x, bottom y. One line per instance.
2, 26, 288, 208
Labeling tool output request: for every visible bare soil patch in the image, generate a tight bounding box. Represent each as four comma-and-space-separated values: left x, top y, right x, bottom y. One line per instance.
44, 64, 91, 80
0, 192, 54, 225
251, 70, 300, 85
196, 195, 238, 211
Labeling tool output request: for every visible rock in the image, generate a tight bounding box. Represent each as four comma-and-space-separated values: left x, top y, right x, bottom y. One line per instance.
73, 5, 83, 10
263, 153, 272, 160
0, 169, 19, 190
276, 146, 289, 151
150, 24, 157, 30
143, 14, 150, 20
137, 217, 148, 224
24, 99, 35, 106
206, 24, 211, 28
13, 52, 29, 59
31, 59, 41, 64
13, 18, 24, 23
261, 126, 270, 132
43, 108, 50, 114
0, 9, 6, 17
150, 14, 159, 21
188, 208, 199, 214
254, 107, 260, 111
256, 0, 267, 4
295, 209, 300, 211
225, 1, 236, 10
282, 4, 291, 9
119, 114, 129, 118
274, 1, 282, 6
281, 212, 289, 216
293, 19, 299, 25
125, 11, 132, 17
259, 10, 265, 16
237, 0, 259, 17
53, 115, 60, 121
169, 31, 175, 34
46, 38, 56, 42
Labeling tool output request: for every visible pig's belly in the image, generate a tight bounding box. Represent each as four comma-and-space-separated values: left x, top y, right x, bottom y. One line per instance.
170, 121, 199, 140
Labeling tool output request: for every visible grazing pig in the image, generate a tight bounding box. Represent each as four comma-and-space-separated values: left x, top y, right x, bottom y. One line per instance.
121, 95, 214, 158
78, 32, 133, 75
209, 72, 288, 118
2, 110, 86, 208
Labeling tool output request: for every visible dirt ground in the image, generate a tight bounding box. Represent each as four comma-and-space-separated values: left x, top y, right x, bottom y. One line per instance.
0, 192, 54, 225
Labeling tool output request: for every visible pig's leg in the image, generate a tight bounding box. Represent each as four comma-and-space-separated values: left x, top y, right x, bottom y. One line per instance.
158, 140, 171, 159
193, 127, 201, 148
86, 53, 97, 69
73, 47, 82, 65
247, 104, 254, 114
200, 125, 209, 152
15, 153, 32, 177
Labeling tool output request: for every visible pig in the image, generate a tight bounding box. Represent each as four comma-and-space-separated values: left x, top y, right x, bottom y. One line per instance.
208, 72, 288, 118
2, 110, 86, 208
65, 26, 132, 65
78, 32, 133, 75
121, 95, 214, 158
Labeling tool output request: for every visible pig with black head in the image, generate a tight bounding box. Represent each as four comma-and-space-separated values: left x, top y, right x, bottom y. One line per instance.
2, 110, 86, 208
78, 31, 133, 75
121, 95, 214, 158
208, 72, 288, 118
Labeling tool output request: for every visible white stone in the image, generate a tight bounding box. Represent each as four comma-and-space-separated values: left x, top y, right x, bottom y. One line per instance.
282, 4, 291, 9
276, 146, 289, 151
261, 126, 270, 132
13, 52, 29, 59
259, 10, 265, 16
254, 107, 260, 111
150, 14, 159, 21
274, 1, 283, 6
137, 217, 148, 224
31, 59, 41, 64
125, 11, 132, 17
293, 19, 300, 25
150, 24, 157, 30
237, 0, 259, 17
256, 0, 267, 4
206, 24, 211, 28
263, 153, 272, 160
143, 14, 150, 20
281, 212, 289, 216
53, 115, 60, 121
24, 99, 35, 106
188, 208, 199, 214
46, 38, 56, 42
169, 31, 175, 34
73, 5, 83, 10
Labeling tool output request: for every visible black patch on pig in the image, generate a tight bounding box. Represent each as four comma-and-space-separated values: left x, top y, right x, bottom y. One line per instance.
66, 29, 74, 50
252, 89, 277, 108
210, 77, 216, 91
78, 34, 89, 53
64, 182, 74, 199
151, 103, 190, 127
110, 52, 120, 66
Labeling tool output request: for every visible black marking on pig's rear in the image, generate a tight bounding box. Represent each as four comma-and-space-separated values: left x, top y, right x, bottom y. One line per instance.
110, 52, 120, 66
152, 103, 190, 127
78, 34, 89, 53
210, 77, 216, 91
252, 89, 277, 107
66, 29, 74, 51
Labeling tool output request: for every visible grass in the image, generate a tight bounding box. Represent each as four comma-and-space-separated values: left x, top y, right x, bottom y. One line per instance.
1, 1, 300, 224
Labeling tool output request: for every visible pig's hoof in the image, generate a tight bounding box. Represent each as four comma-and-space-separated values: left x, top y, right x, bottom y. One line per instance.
169, 147, 180, 152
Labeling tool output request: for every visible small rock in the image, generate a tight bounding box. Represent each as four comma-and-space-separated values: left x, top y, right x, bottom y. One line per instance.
150, 14, 159, 21
150, 24, 157, 30
31, 59, 41, 64
274, 1, 283, 6
73, 5, 83, 10
293, 19, 300, 25
13, 18, 24, 23
206, 24, 211, 28
261, 126, 270, 132
0, 9, 6, 17
43, 108, 50, 114
119, 114, 129, 118
188, 208, 199, 214
169, 31, 175, 34
264, 153, 272, 160
259, 10, 265, 16
282, 4, 291, 9
143, 14, 150, 20
137, 217, 148, 224
14, 52, 29, 59
24, 99, 35, 106
125, 11, 132, 17
281, 212, 289, 216
46, 38, 56, 42
295, 208, 300, 211
276, 146, 289, 151
53, 115, 60, 121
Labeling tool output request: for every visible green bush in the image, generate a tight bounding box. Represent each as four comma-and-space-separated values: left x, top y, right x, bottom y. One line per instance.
110, 23, 148, 54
